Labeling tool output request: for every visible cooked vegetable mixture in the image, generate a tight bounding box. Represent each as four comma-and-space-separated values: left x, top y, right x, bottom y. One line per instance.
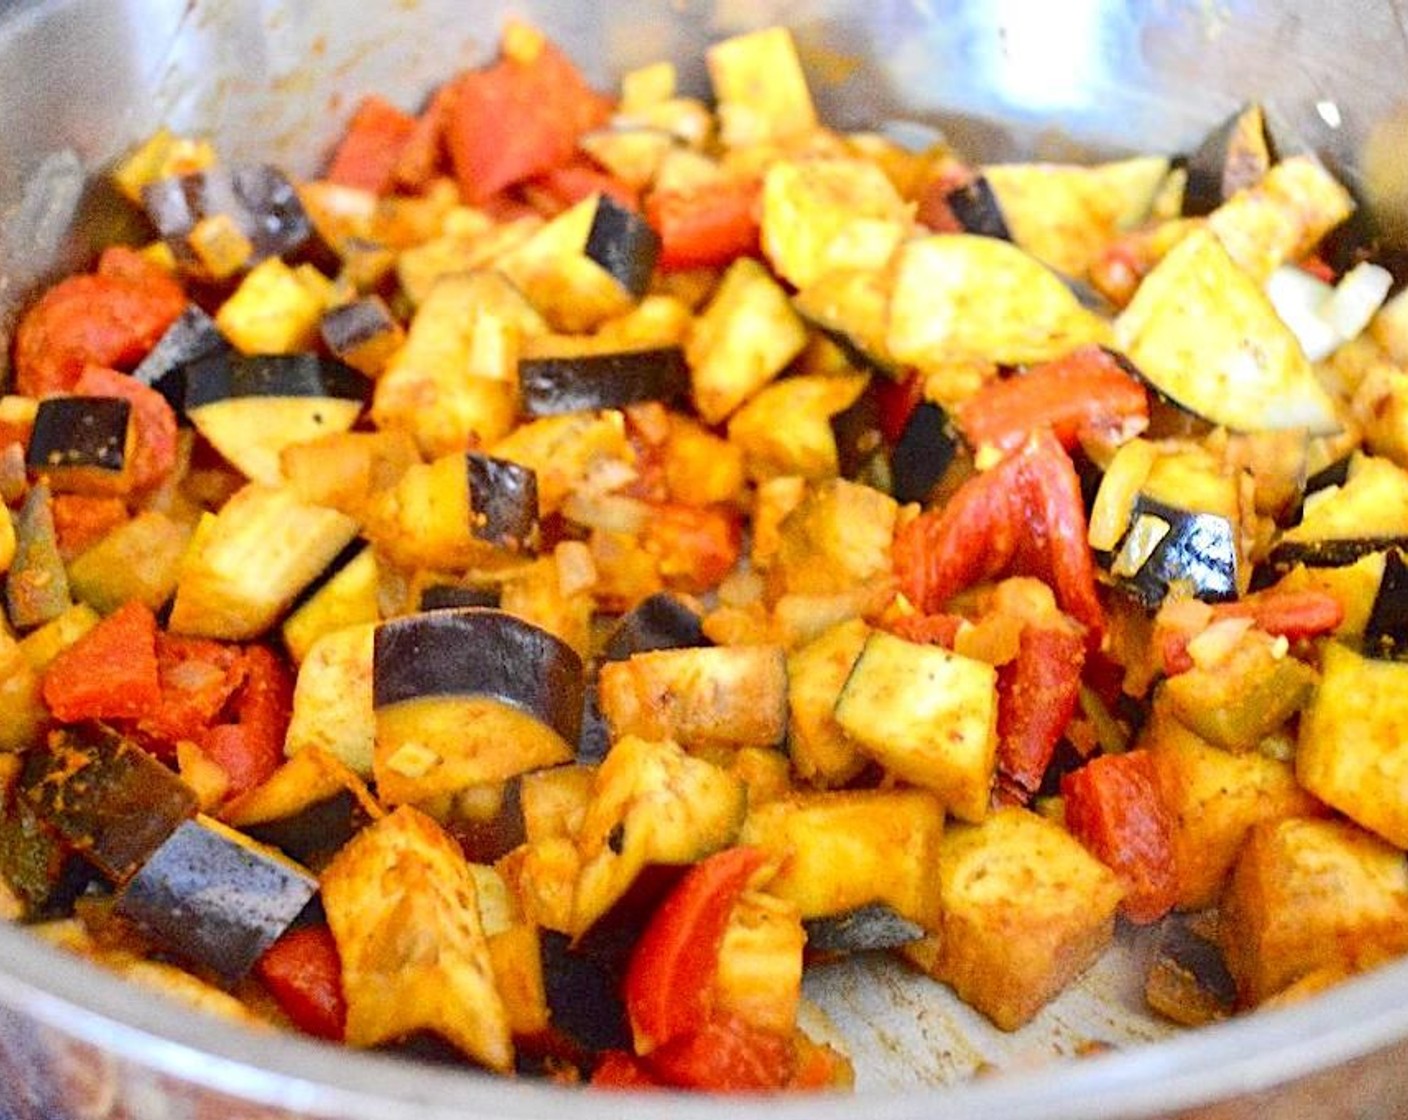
4, 20, 1408, 1093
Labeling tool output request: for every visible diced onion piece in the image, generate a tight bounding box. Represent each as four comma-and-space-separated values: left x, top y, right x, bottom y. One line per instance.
1088, 438, 1159, 553
1266, 261, 1393, 362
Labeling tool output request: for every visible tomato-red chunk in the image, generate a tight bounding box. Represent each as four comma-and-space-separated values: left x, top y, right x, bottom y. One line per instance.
645, 180, 761, 272
644, 1014, 795, 1093
201, 645, 292, 800
134, 634, 247, 760
14, 248, 185, 397
445, 35, 611, 202
590, 1050, 665, 1090
1062, 748, 1177, 924
325, 95, 418, 194
42, 600, 161, 722
997, 625, 1086, 799
642, 502, 743, 594
893, 429, 1104, 644
624, 845, 769, 1054
1158, 587, 1345, 676
955, 345, 1149, 455
254, 925, 347, 1041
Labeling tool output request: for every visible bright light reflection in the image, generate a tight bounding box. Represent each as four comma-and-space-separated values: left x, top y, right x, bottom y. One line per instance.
985, 0, 1106, 113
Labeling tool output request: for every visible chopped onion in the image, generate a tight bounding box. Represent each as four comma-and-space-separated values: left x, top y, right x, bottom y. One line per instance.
1266, 261, 1393, 362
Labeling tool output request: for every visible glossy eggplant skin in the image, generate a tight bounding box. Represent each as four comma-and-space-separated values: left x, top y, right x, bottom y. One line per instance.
20, 724, 198, 886
517, 347, 688, 417
114, 816, 319, 983
945, 176, 1011, 240
1263, 536, 1408, 581
1364, 549, 1408, 659
583, 195, 660, 300
446, 777, 526, 864
182, 352, 371, 411
890, 401, 959, 505
466, 453, 539, 551
132, 304, 233, 420
803, 902, 926, 956
141, 164, 315, 267
537, 929, 633, 1054
372, 608, 584, 748
240, 790, 374, 873
417, 583, 502, 612
1113, 496, 1240, 609
1181, 103, 1274, 217
25, 396, 131, 476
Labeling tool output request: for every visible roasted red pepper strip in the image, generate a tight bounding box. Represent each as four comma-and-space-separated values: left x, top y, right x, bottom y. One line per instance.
325, 95, 418, 194
201, 645, 292, 801
954, 345, 1149, 456
645, 180, 761, 272
997, 624, 1086, 799
445, 35, 612, 202
254, 925, 347, 1042
893, 429, 1105, 644
72, 365, 180, 496
1159, 587, 1345, 676
1062, 748, 1178, 924
644, 1013, 796, 1093
624, 845, 769, 1054
13, 248, 186, 398
42, 600, 162, 722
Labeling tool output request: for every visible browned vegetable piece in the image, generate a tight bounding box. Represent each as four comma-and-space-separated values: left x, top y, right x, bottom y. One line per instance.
21, 723, 198, 885
6, 482, 74, 630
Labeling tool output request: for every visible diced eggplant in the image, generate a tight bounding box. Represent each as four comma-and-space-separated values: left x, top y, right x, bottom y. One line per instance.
21, 723, 198, 885
25, 397, 133, 495
727, 373, 871, 481
1181, 103, 1275, 217
280, 545, 381, 666
114, 815, 319, 983
132, 304, 233, 421
891, 401, 960, 505
1110, 495, 1240, 608
167, 483, 360, 641
417, 582, 501, 612
1364, 549, 1408, 659
5, 482, 73, 630
373, 609, 584, 804
945, 176, 1011, 240
828, 382, 889, 488
319, 296, 405, 378
366, 451, 539, 571
446, 778, 528, 865
241, 789, 373, 872
537, 928, 633, 1054
601, 592, 710, 661
794, 268, 902, 379
518, 346, 688, 418
141, 164, 316, 276
0, 783, 91, 921
184, 353, 371, 486
1263, 456, 1408, 581
803, 901, 926, 956
583, 194, 661, 301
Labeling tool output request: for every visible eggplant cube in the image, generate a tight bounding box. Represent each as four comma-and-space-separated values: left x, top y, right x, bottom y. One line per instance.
6, 482, 73, 630
1181, 103, 1274, 217
0, 791, 91, 921
944, 176, 1011, 241
114, 815, 319, 983
517, 346, 689, 418
320, 296, 405, 378
132, 304, 232, 421
26, 397, 133, 495
1365, 548, 1408, 657
890, 400, 959, 505
21, 724, 197, 885
466, 452, 539, 552
584, 195, 660, 302
538, 928, 633, 1053
1111, 496, 1240, 608
803, 902, 926, 956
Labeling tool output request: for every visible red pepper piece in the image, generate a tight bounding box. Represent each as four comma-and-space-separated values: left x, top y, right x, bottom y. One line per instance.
529, 158, 640, 215
997, 625, 1086, 799
875, 370, 925, 446
954, 345, 1149, 456
254, 925, 347, 1041
71, 365, 180, 496
50, 494, 129, 561
624, 845, 769, 1054
641, 502, 744, 595
645, 180, 761, 272
13, 251, 186, 398
200, 645, 291, 801
884, 611, 963, 648
1062, 748, 1178, 924
590, 1050, 665, 1090
445, 37, 612, 202
643, 1013, 795, 1093
325, 95, 418, 194
1159, 587, 1345, 676
893, 429, 1104, 644
42, 600, 162, 722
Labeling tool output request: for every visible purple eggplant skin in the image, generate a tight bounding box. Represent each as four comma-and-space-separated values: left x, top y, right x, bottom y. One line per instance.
517, 347, 689, 418
132, 304, 233, 422
584, 195, 660, 300
803, 902, 926, 956
446, 776, 527, 865
1111, 495, 1240, 610
26, 396, 131, 476
417, 582, 501, 612
829, 386, 891, 490
466, 453, 540, 552
114, 816, 319, 983
1180, 103, 1274, 218
182, 352, 371, 411
945, 176, 1011, 241
1263, 537, 1408, 584
890, 400, 959, 506
20, 723, 198, 886
372, 608, 584, 748
1364, 548, 1408, 660
141, 164, 315, 263
240, 790, 375, 874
